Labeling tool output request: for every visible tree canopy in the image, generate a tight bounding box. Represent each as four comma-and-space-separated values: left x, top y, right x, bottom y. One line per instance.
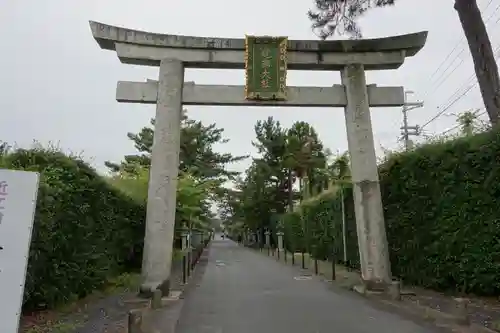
106, 110, 247, 183
107, 109, 248, 232
219, 117, 343, 239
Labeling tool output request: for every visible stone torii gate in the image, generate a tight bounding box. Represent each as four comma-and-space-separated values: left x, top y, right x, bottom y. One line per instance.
89, 21, 427, 296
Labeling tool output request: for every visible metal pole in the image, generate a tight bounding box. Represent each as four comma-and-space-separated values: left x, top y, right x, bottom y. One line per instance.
341, 185, 347, 263
402, 103, 410, 150
181, 229, 188, 284
283, 234, 287, 263
182, 254, 187, 284
331, 253, 336, 281
187, 248, 191, 277
402, 90, 412, 151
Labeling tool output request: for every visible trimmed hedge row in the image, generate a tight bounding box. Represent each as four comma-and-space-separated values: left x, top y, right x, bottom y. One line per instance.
1, 148, 146, 310
283, 187, 359, 267
283, 128, 500, 295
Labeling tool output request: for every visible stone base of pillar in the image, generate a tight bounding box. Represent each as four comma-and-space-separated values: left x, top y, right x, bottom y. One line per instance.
138, 278, 170, 298
362, 279, 387, 292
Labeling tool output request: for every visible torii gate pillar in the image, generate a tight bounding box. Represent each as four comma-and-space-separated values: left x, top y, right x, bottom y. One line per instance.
141, 58, 184, 295
342, 63, 391, 288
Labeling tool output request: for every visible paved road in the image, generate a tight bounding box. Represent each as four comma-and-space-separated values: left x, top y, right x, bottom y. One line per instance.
177, 239, 437, 333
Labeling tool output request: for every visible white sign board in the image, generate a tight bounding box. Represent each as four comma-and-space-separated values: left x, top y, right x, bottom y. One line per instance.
0, 169, 39, 333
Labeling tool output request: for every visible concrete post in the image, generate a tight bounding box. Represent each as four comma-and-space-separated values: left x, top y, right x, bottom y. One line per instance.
277, 231, 284, 260
181, 229, 188, 252
277, 231, 284, 251
264, 230, 271, 255
151, 289, 162, 309
388, 280, 401, 300
341, 64, 391, 288
452, 298, 469, 325
140, 58, 184, 297
264, 230, 271, 247
128, 309, 144, 333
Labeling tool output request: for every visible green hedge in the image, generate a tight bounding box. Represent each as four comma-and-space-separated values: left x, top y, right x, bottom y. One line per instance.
1, 148, 145, 310
283, 188, 359, 267
282, 128, 500, 295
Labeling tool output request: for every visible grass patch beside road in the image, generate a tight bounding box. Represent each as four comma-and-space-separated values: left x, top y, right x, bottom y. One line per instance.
20, 272, 141, 333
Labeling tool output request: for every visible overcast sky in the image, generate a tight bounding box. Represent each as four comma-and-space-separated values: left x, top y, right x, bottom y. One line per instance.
1, 0, 499, 175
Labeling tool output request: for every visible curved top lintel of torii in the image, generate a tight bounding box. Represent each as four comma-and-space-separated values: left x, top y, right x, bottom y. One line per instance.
90, 21, 427, 56
89, 21, 427, 70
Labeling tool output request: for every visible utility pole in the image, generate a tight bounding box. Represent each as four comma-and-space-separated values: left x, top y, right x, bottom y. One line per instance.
401, 90, 424, 150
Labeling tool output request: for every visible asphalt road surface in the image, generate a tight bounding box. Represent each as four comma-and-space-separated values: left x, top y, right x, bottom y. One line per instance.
176, 238, 438, 333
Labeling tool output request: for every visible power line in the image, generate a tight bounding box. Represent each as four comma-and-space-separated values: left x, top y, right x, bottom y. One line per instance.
435, 42, 500, 111
427, 43, 463, 84
428, 49, 467, 94
421, 85, 476, 129
439, 124, 461, 136
426, 0, 494, 83
415, 9, 500, 116
429, 52, 466, 94
421, 1, 500, 99
428, 0, 496, 82
420, 42, 500, 129
437, 110, 487, 136
435, 2, 499, 86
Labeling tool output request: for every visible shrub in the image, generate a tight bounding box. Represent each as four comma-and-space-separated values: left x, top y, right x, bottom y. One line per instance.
1, 148, 145, 310
282, 187, 359, 268
282, 128, 500, 295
